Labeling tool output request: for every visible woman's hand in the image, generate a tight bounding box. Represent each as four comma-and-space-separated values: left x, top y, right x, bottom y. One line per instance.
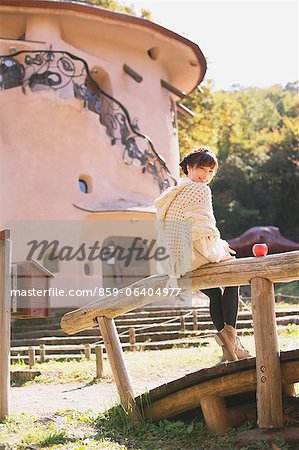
220, 254, 235, 262
223, 244, 236, 255
220, 243, 236, 261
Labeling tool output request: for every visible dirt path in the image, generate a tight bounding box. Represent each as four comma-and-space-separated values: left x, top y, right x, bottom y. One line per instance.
10, 380, 160, 417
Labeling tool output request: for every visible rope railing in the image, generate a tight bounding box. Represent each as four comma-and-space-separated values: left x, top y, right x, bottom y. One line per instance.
92, 310, 195, 346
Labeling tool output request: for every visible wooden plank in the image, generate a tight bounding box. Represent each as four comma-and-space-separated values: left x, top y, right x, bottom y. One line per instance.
141, 358, 256, 403
146, 361, 298, 421
60, 251, 299, 334
0, 234, 11, 421
139, 351, 298, 405
184, 251, 299, 290
61, 274, 169, 334
97, 317, 140, 421
251, 277, 283, 428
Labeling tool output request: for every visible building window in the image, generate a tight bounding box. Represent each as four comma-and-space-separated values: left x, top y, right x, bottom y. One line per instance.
78, 175, 92, 194
102, 236, 150, 289
79, 179, 88, 193
147, 47, 159, 60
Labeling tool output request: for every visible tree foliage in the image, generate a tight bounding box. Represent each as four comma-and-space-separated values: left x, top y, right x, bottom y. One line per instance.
74, 0, 152, 18
58, 1, 298, 242
178, 83, 299, 241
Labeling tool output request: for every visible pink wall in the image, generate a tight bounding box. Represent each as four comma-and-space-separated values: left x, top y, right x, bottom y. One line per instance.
0, 4, 205, 308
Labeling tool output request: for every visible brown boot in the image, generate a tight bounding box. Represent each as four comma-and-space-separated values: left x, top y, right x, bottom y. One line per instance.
215, 324, 251, 361
235, 336, 252, 359
214, 325, 238, 361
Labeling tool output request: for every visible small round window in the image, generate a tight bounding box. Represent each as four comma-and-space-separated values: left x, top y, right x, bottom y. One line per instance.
78, 175, 92, 193
147, 47, 159, 60
79, 179, 88, 193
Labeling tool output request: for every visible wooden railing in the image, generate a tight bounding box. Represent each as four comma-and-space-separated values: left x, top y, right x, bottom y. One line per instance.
60, 251, 299, 428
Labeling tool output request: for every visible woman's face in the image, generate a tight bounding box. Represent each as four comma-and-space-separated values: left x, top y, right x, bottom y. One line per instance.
187, 164, 216, 184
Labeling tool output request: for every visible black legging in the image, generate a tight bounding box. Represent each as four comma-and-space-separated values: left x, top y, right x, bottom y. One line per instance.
201, 286, 239, 332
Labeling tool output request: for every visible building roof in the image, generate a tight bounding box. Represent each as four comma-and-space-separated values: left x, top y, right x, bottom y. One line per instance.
73, 198, 156, 215
0, 0, 207, 94
13, 259, 55, 277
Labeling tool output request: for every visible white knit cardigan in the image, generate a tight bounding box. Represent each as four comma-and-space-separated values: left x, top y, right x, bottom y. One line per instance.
153, 178, 228, 286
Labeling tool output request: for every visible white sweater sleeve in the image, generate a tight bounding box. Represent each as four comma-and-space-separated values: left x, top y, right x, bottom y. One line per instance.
193, 236, 228, 264
184, 184, 228, 264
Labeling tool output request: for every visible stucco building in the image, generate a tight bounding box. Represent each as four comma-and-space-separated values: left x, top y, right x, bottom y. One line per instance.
0, 0, 206, 310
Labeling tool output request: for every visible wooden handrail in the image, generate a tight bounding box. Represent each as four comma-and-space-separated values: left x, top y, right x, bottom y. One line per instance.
182, 250, 299, 289
123, 64, 143, 83
60, 250, 299, 429
60, 251, 299, 335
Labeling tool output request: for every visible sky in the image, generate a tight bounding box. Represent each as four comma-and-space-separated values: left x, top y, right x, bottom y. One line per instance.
122, 0, 298, 90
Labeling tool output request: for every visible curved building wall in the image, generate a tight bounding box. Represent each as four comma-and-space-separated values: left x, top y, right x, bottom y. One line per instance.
0, 4, 204, 309
0, 12, 182, 225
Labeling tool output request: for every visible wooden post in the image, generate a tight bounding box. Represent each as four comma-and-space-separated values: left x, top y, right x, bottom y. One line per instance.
97, 317, 140, 420
251, 277, 283, 428
129, 327, 136, 351
180, 316, 185, 332
0, 230, 11, 421
200, 396, 229, 435
123, 64, 143, 83
95, 345, 104, 379
84, 344, 91, 360
28, 347, 35, 368
192, 310, 198, 330
161, 79, 186, 99
40, 344, 46, 363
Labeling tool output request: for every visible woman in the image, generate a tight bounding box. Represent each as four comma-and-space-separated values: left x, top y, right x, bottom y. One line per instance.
154, 147, 250, 362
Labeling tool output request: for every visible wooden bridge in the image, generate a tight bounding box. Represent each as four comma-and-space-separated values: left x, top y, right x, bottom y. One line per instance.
135, 350, 299, 434
1, 228, 299, 433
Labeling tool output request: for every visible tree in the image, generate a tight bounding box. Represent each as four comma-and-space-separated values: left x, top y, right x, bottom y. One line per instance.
178, 83, 299, 240
74, 0, 152, 18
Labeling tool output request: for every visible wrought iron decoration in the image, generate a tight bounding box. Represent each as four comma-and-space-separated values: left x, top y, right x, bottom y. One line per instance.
0, 50, 176, 192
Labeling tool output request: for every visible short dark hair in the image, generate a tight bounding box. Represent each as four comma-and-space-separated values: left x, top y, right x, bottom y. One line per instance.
179, 147, 218, 175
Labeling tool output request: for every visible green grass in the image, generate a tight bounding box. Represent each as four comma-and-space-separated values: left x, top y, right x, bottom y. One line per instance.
0, 407, 253, 450
10, 335, 298, 386
279, 323, 299, 339
4, 336, 299, 449
1, 407, 295, 450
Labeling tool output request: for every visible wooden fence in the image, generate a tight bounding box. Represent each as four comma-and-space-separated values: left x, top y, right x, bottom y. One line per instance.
61, 251, 299, 429
1, 226, 299, 430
